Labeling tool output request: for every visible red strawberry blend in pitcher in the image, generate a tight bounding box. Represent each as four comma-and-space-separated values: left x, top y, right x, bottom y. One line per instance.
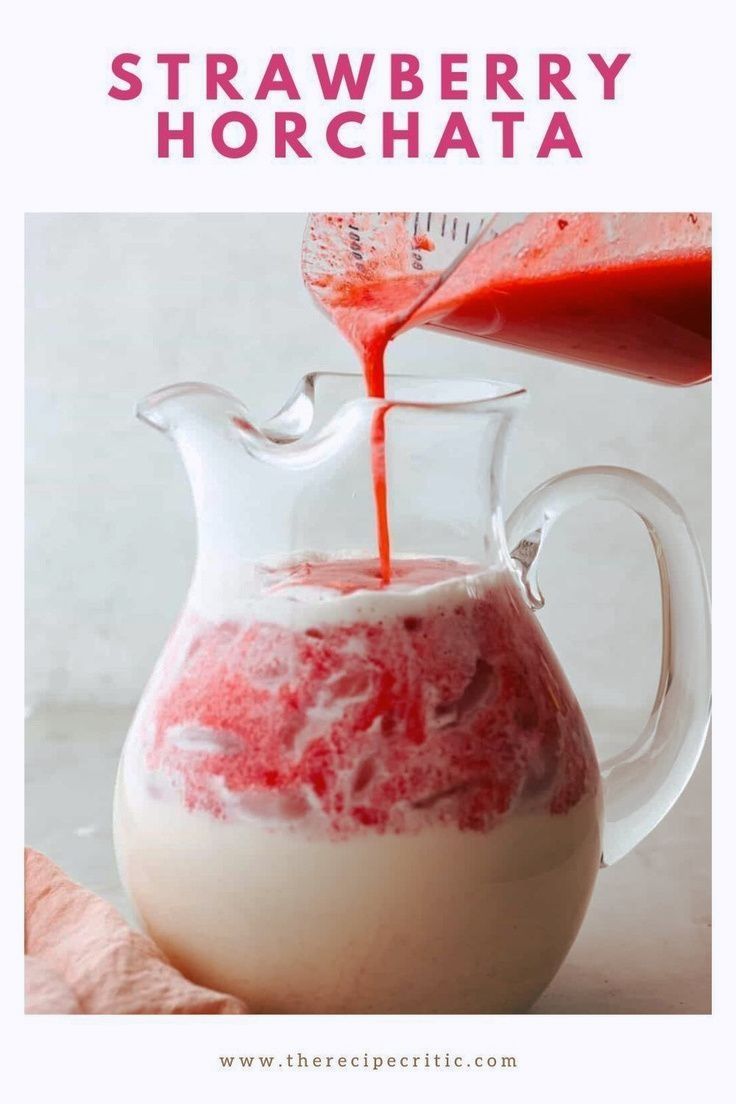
137, 556, 597, 837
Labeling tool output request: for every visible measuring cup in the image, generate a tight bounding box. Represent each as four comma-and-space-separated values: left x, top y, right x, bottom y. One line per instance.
303, 212, 712, 385
303, 212, 515, 334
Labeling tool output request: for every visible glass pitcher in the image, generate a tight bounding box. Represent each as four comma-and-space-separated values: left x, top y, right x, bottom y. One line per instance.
113, 372, 710, 1014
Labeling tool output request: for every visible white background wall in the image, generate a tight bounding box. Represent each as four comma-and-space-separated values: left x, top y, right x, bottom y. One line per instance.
25, 213, 710, 720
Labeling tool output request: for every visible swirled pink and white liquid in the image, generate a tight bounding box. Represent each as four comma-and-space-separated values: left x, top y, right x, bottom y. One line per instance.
115, 556, 601, 1012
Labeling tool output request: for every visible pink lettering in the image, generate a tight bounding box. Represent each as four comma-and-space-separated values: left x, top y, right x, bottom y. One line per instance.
434, 112, 479, 157
537, 112, 582, 157
326, 112, 366, 157
390, 55, 423, 99
275, 113, 311, 157
440, 54, 468, 99
206, 54, 242, 100
157, 53, 190, 100
539, 54, 575, 100
255, 54, 300, 100
157, 112, 194, 157
382, 112, 419, 157
211, 112, 258, 158
486, 55, 522, 100
588, 53, 631, 99
491, 111, 525, 157
313, 54, 375, 99
108, 53, 142, 100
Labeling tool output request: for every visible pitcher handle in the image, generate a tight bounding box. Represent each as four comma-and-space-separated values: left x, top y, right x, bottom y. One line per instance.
506, 465, 711, 867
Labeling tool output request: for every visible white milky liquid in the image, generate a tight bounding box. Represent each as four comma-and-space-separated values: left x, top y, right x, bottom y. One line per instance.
114, 776, 601, 1013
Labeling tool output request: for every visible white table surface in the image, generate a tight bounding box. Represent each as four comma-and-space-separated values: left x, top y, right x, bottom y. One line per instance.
25, 703, 711, 1014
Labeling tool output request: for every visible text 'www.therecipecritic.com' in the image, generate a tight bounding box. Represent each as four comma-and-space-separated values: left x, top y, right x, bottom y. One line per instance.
218, 1052, 519, 1072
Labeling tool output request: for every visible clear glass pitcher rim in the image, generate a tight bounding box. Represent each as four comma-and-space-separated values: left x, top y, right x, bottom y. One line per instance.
297, 371, 528, 410
137, 373, 528, 462
138, 372, 527, 428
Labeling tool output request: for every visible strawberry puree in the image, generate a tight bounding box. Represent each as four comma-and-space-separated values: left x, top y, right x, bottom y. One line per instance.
418, 213, 711, 385
326, 269, 426, 582
306, 213, 711, 581
262, 555, 478, 594
135, 559, 598, 839
305, 214, 441, 580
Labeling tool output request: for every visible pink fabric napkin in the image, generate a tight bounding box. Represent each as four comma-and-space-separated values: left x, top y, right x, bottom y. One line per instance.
25, 848, 247, 1014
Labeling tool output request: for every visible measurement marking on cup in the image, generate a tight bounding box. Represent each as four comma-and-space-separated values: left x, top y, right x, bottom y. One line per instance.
411, 212, 425, 269
347, 223, 366, 274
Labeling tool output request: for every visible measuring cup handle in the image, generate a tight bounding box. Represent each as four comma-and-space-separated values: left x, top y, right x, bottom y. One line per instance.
506, 465, 711, 867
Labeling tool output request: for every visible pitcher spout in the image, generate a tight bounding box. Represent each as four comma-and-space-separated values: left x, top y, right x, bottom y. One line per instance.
137, 382, 256, 437
134, 376, 373, 573
137, 377, 328, 451
136, 372, 527, 578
